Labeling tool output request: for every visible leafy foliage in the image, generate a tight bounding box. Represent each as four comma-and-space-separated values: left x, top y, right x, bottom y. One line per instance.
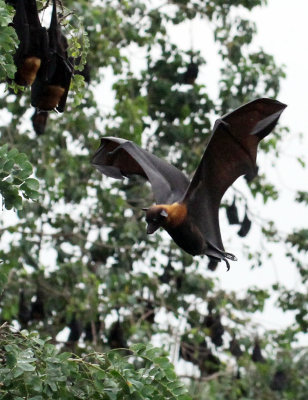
0, 144, 39, 210
0, 0, 18, 81
0, 324, 191, 400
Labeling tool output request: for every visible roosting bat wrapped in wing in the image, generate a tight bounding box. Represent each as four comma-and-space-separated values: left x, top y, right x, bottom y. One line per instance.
6, 0, 48, 86
31, 0, 74, 112
92, 98, 287, 269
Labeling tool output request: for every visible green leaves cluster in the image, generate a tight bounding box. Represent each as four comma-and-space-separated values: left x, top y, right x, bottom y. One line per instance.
0, 144, 39, 210
0, 325, 191, 400
0, 0, 18, 81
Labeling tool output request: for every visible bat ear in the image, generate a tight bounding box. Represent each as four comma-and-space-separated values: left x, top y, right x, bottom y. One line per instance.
160, 210, 168, 218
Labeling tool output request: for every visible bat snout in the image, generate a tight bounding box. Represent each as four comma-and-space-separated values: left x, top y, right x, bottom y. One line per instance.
146, 222, 160, 235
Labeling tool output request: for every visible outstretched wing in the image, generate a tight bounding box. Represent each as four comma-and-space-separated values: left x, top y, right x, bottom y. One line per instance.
183, 98, 287, 253
92, 137, 189, 204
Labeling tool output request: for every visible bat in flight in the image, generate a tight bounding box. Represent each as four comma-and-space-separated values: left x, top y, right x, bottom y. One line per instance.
92, 98, 286, 269
31, 0, 74, 112
6, 0, 48, 86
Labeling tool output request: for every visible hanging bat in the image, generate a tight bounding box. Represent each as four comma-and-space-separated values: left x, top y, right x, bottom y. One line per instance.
237, 206, 251, 237
92, 98, 286, 269
31, 109, 49, 135
6, 0, 48, 86
182, 61, 199, 85
31, 0, 74, 112
226, 197, 240, 225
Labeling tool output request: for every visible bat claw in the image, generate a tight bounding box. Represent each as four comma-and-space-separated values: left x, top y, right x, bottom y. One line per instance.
224, 258, 231, 272
214, 118, 231, 133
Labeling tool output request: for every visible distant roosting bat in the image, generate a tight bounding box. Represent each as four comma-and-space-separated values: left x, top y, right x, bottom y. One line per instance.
92, 98, 286, 269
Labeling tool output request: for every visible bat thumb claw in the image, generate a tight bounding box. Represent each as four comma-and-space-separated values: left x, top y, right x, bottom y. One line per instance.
224, 252, 237, 262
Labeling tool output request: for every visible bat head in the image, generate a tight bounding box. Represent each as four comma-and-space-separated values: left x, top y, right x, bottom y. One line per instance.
143, 206, 168, 234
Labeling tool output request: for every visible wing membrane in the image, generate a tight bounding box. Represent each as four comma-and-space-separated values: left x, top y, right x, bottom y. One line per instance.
183, 98, 287, 250
92, 137, 189, 204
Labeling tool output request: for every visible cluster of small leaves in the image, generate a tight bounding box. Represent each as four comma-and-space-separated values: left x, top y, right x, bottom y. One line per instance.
286, 229, 308, 253
0, 325, 191, 400
248, 174, 279, 203
65, 12, 91, 107
0, 0, 18, 81
0, 144, 39, 210
296, 191, 308, 205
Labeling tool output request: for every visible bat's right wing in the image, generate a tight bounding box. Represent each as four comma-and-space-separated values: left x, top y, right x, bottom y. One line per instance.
182, 98, 286, 261
92, 137, 189, 205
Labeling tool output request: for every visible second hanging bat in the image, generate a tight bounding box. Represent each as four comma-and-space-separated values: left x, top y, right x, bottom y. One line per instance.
92, 98, 286, 269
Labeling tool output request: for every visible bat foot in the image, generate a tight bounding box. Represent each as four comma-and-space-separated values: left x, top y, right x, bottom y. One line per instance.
206, 240, 237, 271
223, 252, 237, 271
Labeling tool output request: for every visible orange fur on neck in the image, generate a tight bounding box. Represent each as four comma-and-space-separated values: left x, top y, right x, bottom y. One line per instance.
159, 202, 187, 227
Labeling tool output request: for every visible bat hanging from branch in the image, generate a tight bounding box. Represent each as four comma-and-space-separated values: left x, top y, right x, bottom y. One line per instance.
31, 0, 74, 112
92, 98, 286, 270
6, 0, 48, 86
181, 59, 199, 85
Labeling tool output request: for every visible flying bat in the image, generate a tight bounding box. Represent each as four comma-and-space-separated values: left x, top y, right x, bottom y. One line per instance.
6, 0, 48, 86
92, 98, 286, 269
31, 0, 74, 112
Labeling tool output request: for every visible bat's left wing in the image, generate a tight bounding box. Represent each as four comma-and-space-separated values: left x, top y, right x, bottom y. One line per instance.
92, 137, 189, 204
182, 98, 286, 261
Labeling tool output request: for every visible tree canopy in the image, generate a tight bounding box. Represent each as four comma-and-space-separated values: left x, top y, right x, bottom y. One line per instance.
0, 0, 307, 399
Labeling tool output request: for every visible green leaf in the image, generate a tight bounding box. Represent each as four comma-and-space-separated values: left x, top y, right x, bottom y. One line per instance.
3, 159, 14, 172
7, 148, 19, 159
0, 144, 8, 156
15, 152, 28, 165
24, 178, 40, 191
13, 195, 23, 209
5, 351, 17, 368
